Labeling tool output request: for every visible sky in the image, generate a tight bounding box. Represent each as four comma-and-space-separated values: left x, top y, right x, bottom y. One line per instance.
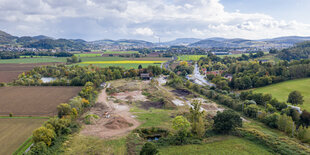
0, 0, 310, 42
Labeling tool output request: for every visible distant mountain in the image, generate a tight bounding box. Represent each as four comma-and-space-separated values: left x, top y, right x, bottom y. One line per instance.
89, 39, 153, 47
32, 35, 53, 40
0, 30, 17, 44
189, 36, 310, 48
160, 38, 201, 46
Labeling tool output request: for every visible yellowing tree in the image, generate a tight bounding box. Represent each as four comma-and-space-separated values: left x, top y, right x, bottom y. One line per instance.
180, 61, 188, 66
32, 127, 55, 146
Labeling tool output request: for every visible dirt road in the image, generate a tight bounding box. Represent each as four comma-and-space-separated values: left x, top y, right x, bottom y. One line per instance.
80, 89, 140, 139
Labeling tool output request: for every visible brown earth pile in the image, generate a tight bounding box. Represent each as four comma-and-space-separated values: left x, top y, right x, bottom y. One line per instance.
105, 116, 133, 129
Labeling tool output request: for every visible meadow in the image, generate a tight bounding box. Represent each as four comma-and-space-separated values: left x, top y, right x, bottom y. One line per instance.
0, 118, 47, 155
79, 60, 165, 69
252, 78, 310, 111
177, 55, 207, 61
103, 50, 138, 54
74, 53, 102, 57
77, 63, 161, 69
158, 136, 272, 155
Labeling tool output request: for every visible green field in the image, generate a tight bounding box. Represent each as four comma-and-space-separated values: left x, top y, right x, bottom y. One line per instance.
0, 118, 47, 155
178, 55, 207, 61
63, 135, 127, 155
74, 53, 102, 57
76, 63, 161, 69
103, 50, 138, 54
158, 136, 272, 155
0, 57, 67, 63
20, 56, 53, 58
130, 107, 172, 128
252, 78, 310, 111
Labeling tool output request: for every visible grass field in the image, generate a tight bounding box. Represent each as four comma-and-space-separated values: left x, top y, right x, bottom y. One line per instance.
74, 53, 102, 57
158, 136, 272, 155
20, 56, 53, 58
130, 107, 172, 128
77, 63, 161, 69
0, 118, 47, 155
79, 60, 165, 69
252, 78, 310, 111
63, 134, 127, 155
0, 86, 81, 116
0, 57, 67, 64
177, 55, 207, 61
103, 50, 138, 54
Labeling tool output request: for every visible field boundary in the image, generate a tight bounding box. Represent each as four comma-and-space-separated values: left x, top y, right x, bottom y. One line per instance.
13, 136, 33, 155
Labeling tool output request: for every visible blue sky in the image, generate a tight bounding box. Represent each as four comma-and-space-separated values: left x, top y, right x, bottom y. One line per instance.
0, 0, 309, 42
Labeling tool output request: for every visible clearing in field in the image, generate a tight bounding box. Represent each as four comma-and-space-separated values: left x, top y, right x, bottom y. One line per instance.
0, 86, 81, 116
0, 63, 62, 83
252, 78, 310, 111
0, 118, 47, 155
158, 136, 272, 155
177, 55, 207, 61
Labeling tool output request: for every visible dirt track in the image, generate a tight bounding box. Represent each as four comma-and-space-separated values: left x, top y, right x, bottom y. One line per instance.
80, 89, 140, 139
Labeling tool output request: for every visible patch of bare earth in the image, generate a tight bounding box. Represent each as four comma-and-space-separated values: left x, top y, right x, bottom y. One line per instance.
112, 90, 148, 102
80, 89, 140, 139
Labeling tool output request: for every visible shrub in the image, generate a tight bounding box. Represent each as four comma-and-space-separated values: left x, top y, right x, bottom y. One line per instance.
262, 113, 279, 128
57, 103, 72, 118
27, 141, 48, 155
213, 110, 242, 133
140, 142, 158, 155
244, 104, 259, 118
32, 127, 56, 146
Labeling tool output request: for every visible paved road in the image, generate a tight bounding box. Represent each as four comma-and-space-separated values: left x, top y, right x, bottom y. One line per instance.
187, 64, 215, 87
162, 56, 177, 71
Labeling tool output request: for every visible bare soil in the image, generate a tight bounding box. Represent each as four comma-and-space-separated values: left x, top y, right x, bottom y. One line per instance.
0, 63, 62, 83
0, 86, 81, 116
0, 118, 47, 155
80, 89, 140, 139
112, 90, 148, 102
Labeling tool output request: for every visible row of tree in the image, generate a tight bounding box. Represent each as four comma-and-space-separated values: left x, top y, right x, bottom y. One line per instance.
28, 82, 97, 154
0, 51, 73, 59
15, 65, 168, 87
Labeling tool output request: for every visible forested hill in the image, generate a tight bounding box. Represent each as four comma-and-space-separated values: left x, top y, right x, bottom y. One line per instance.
277, 41, 310, 60
24, 39, 87, 50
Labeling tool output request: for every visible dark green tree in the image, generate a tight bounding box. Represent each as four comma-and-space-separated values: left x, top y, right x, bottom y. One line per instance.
213, 110, 242, 133
287, 90, 304, 105
140, 142, 158, 155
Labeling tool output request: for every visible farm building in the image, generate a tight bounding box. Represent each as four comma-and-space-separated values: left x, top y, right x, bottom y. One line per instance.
140, 73, 151, 80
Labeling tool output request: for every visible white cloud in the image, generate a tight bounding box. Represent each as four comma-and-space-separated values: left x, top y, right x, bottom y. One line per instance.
134, 27, 154, 36
0, 0, 309, 41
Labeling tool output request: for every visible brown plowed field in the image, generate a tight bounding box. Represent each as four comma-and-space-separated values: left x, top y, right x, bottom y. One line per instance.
0, 63, 62, 83
0, 118, 47, 155
0, 86, 81, 116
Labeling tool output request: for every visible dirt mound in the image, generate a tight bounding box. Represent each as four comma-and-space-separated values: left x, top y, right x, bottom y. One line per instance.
171, 89, 192, 96
140, 101, 165, 109
105, 116, 133, 129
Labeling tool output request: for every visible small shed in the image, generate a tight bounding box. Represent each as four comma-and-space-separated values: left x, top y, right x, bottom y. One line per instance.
140, 73, 150, 80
